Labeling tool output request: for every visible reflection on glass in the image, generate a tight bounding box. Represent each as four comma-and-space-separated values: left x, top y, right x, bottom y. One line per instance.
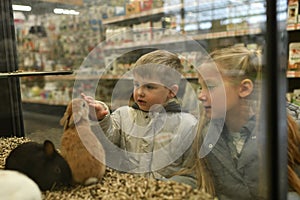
6, 0, 295, 199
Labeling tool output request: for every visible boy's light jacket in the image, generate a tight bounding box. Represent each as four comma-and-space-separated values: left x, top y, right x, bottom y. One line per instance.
92, 99, 197, 179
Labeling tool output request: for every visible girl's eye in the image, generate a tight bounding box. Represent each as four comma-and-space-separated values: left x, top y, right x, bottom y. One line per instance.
197, 85, 217, 92
133, 83, 140, 88
207, 85, 217, 90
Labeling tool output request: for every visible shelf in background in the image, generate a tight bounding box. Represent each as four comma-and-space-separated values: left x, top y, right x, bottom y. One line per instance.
22, 98, 67, 106
22, 101, 67, 116
103, 27, 263, 51
102, 4, 183, 25
42, 73, 198, 81
192, 28, 262, 40
287, 23, 300, 31
0, 70, 73, 78
22, 99, 116, 110
44, 74, 123, 81
287, 70, 300, 78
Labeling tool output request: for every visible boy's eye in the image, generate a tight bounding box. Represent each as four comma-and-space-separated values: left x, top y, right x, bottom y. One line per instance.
145, 84, 155, 89
197, 86, 202, 92
133, 82, 140, 88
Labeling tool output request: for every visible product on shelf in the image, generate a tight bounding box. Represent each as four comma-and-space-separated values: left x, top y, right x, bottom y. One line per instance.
126, 1, 141, 15
289, 42, 300, 71
292, 89, 300, 106
288, 0, 299, 24
287, 0, 300, 30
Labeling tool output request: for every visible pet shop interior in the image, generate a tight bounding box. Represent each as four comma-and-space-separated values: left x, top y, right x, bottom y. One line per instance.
0, 0, 299, 199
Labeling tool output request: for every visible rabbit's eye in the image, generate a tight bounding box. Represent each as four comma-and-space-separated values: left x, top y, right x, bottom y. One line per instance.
82, 103, 86, 107
54, 167, 61, 174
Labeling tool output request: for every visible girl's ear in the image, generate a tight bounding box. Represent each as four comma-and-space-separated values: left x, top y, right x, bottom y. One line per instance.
239, 79, 254, 98
168, 84, 179, 98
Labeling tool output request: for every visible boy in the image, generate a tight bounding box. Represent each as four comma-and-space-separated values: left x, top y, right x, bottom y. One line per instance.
81, 50, 197, 182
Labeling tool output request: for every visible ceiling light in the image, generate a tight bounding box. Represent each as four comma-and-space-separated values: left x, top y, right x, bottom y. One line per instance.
12, 4, 32, 12
53, 8, 80, 15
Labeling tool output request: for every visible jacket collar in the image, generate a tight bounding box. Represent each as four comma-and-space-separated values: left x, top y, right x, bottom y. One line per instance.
207, 115, 259, 181
131, 99, 182, 113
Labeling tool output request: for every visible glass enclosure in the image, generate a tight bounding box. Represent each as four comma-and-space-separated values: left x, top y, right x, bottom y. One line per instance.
12, 0, 288, 141
0, 0, 298, 199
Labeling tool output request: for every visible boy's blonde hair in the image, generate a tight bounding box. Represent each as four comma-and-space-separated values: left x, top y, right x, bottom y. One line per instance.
133, 50, 183, 87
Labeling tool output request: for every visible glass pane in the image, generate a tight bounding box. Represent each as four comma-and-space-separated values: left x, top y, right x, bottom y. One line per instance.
2, 0, 296, 199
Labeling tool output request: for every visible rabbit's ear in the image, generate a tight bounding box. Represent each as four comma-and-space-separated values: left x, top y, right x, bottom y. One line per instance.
66, 111, 82, 128
43, 140, 55, 158
60, 102, 74, 130
60, 112, 70, 130
60, 113, 67, 126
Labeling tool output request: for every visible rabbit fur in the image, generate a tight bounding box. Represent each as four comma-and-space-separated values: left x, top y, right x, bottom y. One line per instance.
5, 140, 72, 191
60, 98, 106, 185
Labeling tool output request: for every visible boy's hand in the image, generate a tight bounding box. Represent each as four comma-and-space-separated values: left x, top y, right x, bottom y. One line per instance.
81, 93, 109, 121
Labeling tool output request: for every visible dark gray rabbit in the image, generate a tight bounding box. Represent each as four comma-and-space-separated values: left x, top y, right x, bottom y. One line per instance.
5, 140, 72, 191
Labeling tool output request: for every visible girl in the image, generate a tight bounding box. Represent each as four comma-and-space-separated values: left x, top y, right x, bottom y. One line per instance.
189, 45, 300, 200
194, 46, 263, 199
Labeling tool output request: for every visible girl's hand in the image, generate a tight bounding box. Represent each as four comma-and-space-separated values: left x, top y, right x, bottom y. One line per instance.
81, 93, 109, 121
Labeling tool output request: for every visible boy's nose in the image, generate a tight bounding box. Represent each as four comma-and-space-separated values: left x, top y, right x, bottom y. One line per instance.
198, 91, 207, 101
137, 87, 145, 96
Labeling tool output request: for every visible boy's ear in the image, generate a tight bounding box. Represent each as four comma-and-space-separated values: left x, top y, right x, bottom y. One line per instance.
168, 84, 179, 98
239, 79, 253, 98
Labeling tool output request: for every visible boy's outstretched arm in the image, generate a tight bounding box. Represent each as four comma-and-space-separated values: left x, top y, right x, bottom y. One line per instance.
81, 93, 109, 121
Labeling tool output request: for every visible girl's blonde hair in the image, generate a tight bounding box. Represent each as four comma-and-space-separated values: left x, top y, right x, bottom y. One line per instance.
287, 114, 300, 194
192, 112, 215, 195
171, 111, 215, 195
207, 46, 262, 83
182, 46, 263, 196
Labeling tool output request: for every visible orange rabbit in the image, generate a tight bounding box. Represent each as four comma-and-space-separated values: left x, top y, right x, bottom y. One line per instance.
60, 98, 106, 185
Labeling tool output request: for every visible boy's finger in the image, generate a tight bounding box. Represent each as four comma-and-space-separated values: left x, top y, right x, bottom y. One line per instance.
81, 93, 92, 99
91, 102, 106, 110
82, 95, 95, 103
80, 93, 87, 99
101, 110, 109, 116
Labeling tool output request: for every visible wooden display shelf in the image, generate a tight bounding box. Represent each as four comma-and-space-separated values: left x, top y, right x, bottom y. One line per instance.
287, 23, 300, 31
102, 4, 183, 25
0, 70, 73, 78
103, 27, 263, 51
193, 28, 262, 40
22, 98, 67, 106
44, 74, 131, 81
22, 99, 114, 111
40, 0, 83, 6
43, 73, 197, 81
287, 70, 300, 78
